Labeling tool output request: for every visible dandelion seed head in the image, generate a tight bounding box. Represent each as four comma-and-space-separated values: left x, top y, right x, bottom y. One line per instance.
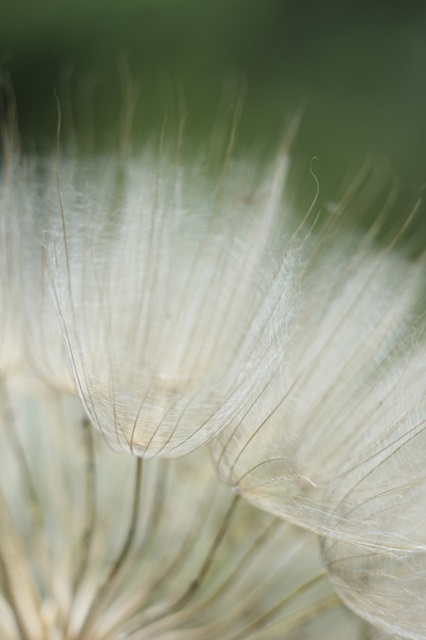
322, 536, 426, 640
211, 217, 426, 554
2, 108, 425, 639
0, 371, 374, 640
0, 153, 75, 390
46, 151, 298, 457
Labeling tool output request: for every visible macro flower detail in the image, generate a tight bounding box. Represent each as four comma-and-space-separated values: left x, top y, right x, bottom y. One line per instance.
208, 213, 426, 637
0, 150, 31, 375
46, 151, 297, 457
211, 229, 426, 551
322, 535, 426, 640
2, 131, 426, 640
0, 152, 74, 390
0, 372, 377, 640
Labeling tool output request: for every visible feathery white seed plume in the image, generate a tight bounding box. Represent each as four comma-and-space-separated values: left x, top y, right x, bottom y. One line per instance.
0, 153, 33, 374
322, 534, 426, 640
209, 216, 426, 638
0, 372, 374, 640
211, 225, 426, 552
46, 150, 298, 457
0, 153, 74, 389
4, 139, 426, 639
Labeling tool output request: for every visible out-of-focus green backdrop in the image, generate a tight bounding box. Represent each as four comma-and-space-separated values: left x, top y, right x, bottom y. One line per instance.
1, 0, 426, 215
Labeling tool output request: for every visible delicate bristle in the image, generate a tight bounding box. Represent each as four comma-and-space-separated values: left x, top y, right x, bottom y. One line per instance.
45, 151, 298, 457
1, 128, 426, 640
0, 372, 372, 640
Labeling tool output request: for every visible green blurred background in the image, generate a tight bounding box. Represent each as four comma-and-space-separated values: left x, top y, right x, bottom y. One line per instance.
1, 0, 426, 216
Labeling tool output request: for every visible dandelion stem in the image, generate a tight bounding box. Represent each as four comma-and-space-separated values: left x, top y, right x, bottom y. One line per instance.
63, 417, 96, 637
79, 456, 143, 639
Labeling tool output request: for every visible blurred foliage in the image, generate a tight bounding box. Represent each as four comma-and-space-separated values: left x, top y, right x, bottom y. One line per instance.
1, 0, 426, 230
